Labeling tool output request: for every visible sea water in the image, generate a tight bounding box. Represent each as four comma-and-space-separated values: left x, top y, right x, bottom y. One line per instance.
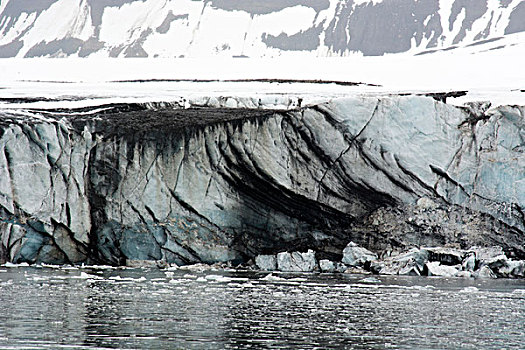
0, 265, 524, 349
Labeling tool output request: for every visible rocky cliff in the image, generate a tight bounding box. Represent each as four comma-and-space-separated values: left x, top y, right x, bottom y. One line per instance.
1, 96, 524, 265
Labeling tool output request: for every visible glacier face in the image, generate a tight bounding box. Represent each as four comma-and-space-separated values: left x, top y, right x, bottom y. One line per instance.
0, 0, 523, 58
1, 96, 524, 265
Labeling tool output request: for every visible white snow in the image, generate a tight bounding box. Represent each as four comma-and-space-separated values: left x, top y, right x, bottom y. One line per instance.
0, 0, 9, 17
99, 0, 167, 47
489, 0, 523, 36
1, 0, 523, 58
437, 0, 458, 47
141, 2, 203, 58
250, 6, 317, 37
185, 7, 252, 58
0, 12, 36, 45
352, 0, 385, 6
460, 0, 522, 43
0, 27, 524, 108
17, 0, 93, 57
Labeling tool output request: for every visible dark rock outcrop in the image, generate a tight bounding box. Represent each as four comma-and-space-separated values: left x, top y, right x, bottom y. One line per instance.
1, 96, 524, 265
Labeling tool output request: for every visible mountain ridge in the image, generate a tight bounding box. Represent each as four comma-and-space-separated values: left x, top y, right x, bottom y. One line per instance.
0, 0, 523, 58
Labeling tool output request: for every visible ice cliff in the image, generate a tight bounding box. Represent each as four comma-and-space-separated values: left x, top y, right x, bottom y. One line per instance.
1, 96, 524, 265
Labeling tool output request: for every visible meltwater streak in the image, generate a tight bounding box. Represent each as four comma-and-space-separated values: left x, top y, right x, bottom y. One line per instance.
0, 267, 524, 349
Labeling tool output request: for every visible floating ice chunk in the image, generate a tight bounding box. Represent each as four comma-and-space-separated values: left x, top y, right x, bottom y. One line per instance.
28, 276, 50, 281
342, 242, 378, 267
288, 277, 308, 282
4, 262, 30, 268
108, 275, 146, 282
80, 265, 117, 270
205, 274, 222, 280
179, 263, 213, 272
205, 274, 233, 283
460, 286, 479, 293
359, 276, 381, 283
261, 273, 286, 281
73, 272, 101, 279
255, 254, 277, 271
277, 250, 317, 272
425, 261, 460, 277
41, 264, 61, 269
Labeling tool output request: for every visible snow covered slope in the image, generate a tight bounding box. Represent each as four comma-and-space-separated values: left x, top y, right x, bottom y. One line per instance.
0, 0, 524, 58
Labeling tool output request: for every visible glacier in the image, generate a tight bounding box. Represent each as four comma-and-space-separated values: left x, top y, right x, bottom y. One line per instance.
1, 95, 524, 265
0, 0, 524, 268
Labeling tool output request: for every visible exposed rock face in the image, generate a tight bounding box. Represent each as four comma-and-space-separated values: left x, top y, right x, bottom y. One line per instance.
1, 95, 524, 265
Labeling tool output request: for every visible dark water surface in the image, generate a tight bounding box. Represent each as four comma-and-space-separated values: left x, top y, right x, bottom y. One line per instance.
0, 265, 524, 349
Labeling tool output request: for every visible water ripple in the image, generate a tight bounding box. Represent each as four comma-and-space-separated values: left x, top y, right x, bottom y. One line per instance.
0, 267, 524, 349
